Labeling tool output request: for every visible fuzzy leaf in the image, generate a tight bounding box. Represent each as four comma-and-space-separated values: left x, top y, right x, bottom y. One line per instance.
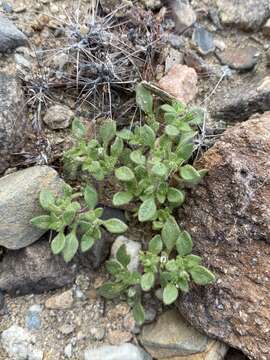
106, 260, 122, 275
117, 129, 133, 140
189, 266, 215, 285
161, 216, 180, 253
111, 137, 124, 156
178, 272, 189, 292
39, 189, 55, 209
165, 124, 179, 137
177, 143, 194, 160
180, 164, 201, 183
141, 272, 155, 291
72, 118, 86, 138
84, 185, 98, 209
113, 192, 133, 206
130, 150, 146, 165
98, 282, 126, 299
30, 215, 51, 230
115, 166, 135, 182
51, 232, 66, 255
163, 283, 179, 305
176, 230, 193, 256
100, 120, 116, 145
103, 219, 128, 233
140, 125, 155, 147
116, 244, 131, 267
80, 234, 95, 252
151, 163, 168, 177
167, 187, 185, 204
133, 302, 145, 325
138, 198, 157, 222
62, 232, 79, 262
136, 83, 153, 114
149, 235, 163, 255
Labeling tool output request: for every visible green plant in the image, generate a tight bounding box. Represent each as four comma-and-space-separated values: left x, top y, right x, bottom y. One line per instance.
31, 184, 127, 262
31, 83, 215, 325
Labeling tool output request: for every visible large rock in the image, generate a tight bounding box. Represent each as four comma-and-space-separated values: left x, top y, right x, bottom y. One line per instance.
211, 76, 270, 122
216, 0, 270, 31
0, 238, 77, 296
177, 113, 270, 360
140, 309, 228, 360
84, 343, 152, 360
0, 166, 64, 249
0, 15, 28, 53
0, 73, 29, 173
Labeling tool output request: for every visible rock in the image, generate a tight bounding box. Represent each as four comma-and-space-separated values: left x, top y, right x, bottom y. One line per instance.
111, 236, 141, 272
84, 343, 152, 360
14, 53, 31, 70
45, 289, 74, 310
0, 166, 64, 249
165, 33, 185, 49
266, 48, 270, 66
0, 290, 5, 309
107, 329, 132, 345
64, 343, 73, 358
177, 113, 270, 360
0, 238, 77, 296
211, 76, 270, 122
216, 0, 270, 31
1, 325, 43, 360
0, 73, 29, 173
171, 0, 196, 34
158, 64, 198, 104
140, 0, 162, 10
43, 105, 75, 130
0, 15, 27, 53
59, 324, 75, 336
184, 50, 211, 75
216, 47, 260, 71
165, 48, 184, 73
140, 309, 209, 358
26, 304, 42, 330
263, 18, 270, 37
192, 26, 215, 56
2, 2, 13, 13
90, 326, 106, 341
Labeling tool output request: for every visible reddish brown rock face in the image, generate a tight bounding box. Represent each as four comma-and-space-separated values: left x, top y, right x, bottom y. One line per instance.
177, 112, 270, 360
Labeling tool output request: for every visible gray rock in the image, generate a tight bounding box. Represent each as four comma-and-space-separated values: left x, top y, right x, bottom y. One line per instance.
111, 236, 141, 272
192, 25, 215, 55
165, 47, 184, 73
0, 73, 29, 173
171, 0, 196, 34
64, 343, 73, 358
211, 76, 270, 122
0, 15, 27, 53
216, 46, 260, 71
184, 50, 211, 75
43, 105, 75, 130
177, 113, 270, 360
0, 237, 77, 296
84, 343, 152, 360
263, 18, 270, 37
165, 33, 185, 49
0, 165, 64, 249
140, 309, 209, 358
216, 0, 270, 31
25, 305, 42, 330
1, 325, 43, 360
140, 0, 162, 10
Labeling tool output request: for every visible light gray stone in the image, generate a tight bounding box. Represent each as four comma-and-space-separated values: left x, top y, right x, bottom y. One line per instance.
84, 343, 152, 360
0, 166, 64, 249
0, 15, 27, 53
172, 0, 196, 34
1, 325, 43, 360
111, 236, 141, 272
43, 105, 75, 130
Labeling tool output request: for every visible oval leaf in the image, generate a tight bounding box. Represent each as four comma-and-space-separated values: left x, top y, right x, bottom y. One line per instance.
130, 150, 146, 165
176, 230, 193, 256
138, 198, 157, 222
180, 164, 201, 183
163, 283, 179, 305
115, 166, 135, 182
167, 187, 185, 204
133, 301, 145, 325
80, 234, 95, 252
165, 124, 179, 137
100, 120, 116, 145
62, 232, 79, 262
30, 215, 51, 230
51, 232, 66, 255
103, 219, 128, 233
84, 185, 98, 209
151, 163, 168, 177
113, 192, 133, 206
116, 244, 131, 267
39, 189, 55, 209
161, 216, 180, 253
189, 266, 215, 285
141, 272, 155, 291
136, 83, 153, 114
149, 235, 163, 254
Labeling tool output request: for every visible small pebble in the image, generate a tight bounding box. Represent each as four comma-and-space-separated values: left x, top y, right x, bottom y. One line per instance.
26, 304, 42, 330
192, 25, 215, 55
64, 343, 73, 358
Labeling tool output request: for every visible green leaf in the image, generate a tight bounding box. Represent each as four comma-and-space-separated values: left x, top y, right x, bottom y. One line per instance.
100, 120, 116, 145
84, 185, 98, 209
165, 259, 178, 272
39, 189, 55, 209
80, 234, 95, 252
140, 125, 155, 147
136, 83, 153, 114
189, 266, 215, 285
105, 260, 122, 275
103, 219, 128, 233
94, 207, 103, 218
72, 118, 86, 138
149, 235, 163, 254
165, 124, 179, 137
180, 165, 201, 183
111, 137, 124, 157
62, 232, 79, 262
161, 104, 176, 113
133, 301, 145, 325
116, 244, 131, 267
151, 163, 168, 177
163, 283, 179, 305
184, 254, 202, 269
177, 143, 194, 161
115, 166, 135, 182
113, 192, 133, 206
63, 209, 76, 225
161, 216, 180, 253
138, 198, 157, 222
130, 150, 146, 165
176, 230, 193, 256
30, 215, 52, 230
98, 282, 126, 299
117, 129, 133, 140
178, 272, 189, 292
141, 272, 155, 291
51, 232, 66, 255
167, 188, 185, 204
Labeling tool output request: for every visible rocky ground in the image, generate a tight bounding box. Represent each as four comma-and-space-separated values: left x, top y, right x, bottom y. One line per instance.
0, 0, 270, 359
